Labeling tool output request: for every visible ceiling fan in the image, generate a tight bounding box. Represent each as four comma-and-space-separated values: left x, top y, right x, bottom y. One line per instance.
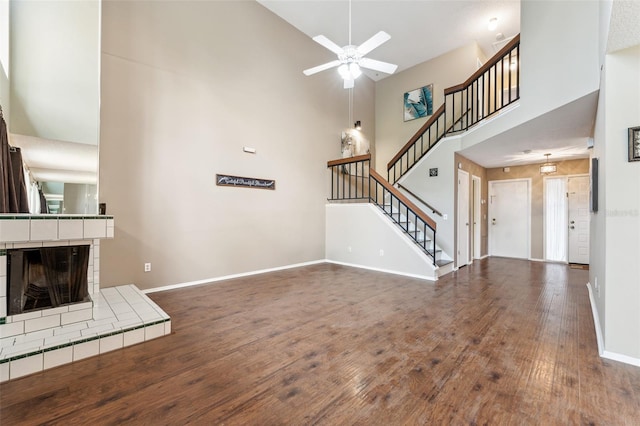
302, 1, 398, 89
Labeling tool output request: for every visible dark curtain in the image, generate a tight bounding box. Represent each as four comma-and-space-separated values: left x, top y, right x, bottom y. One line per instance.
0, 106, 30, 213
41, 247, 65, 307
41, 246, 90, 307
39, 187, 48, 213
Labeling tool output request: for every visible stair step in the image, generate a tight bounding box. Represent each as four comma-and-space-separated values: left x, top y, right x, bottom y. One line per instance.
436, 259, 453, 267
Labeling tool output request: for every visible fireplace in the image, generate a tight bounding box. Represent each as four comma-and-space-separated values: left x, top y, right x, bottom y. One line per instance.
6, 245, 90, 316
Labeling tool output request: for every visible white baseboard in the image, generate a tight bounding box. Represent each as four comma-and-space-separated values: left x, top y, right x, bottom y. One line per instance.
142, 260, 326, 294
326, 260, 436, 281
601, 350, 640, 367
586, 282, 640, 367
586, 282, 604, 355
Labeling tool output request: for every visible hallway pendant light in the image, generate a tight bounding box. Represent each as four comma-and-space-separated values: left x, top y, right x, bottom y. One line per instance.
540, 153, 557, 175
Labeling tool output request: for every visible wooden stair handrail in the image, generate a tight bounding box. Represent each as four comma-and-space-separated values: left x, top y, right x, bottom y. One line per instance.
386, 104, 445, 170
327, 154, 371, 168
444, 34, 520, 95
369, 168, 437, 231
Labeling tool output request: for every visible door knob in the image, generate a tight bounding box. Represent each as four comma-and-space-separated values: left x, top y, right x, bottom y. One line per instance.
570, 220, 575, 224
570, 225, 575, 229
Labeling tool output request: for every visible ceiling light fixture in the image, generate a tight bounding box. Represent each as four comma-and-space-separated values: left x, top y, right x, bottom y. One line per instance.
540, 153, 557, 175
488, 17, 498, 31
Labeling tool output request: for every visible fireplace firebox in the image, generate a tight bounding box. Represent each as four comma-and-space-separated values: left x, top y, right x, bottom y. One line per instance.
6, 245, 91, 316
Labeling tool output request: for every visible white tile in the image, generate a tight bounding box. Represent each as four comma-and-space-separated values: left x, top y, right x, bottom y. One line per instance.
123, 328, 145, 347
30, 219, 58, 241
69, 301, 93, 312
0, 336, 15, 348
25, 314, 61, 333
114, 319, 143, 330
13, 241, 43, 249
12, 310, 43, 322
42, 306, 70, 317
100, 334, 123, 354
144, 323, 165, 341
3, 340, 43, 356
44, 333, 75, 347
56, 321, 88, 334
106, 219, 114, 228
0, 220, 30, 243
43, 346, 73, 369
106, 227, 114, 238
73, 339, 99, 361
58, 220, 84, 240
0, 362, 9, 382
81, 324, 114, 336
83, 219, 106, 239
10, 353, 43, 379
0, 321, 24, 338
164, 321, 172, 335
14, 327, 53, 342
42, 240, 68, 247
0, 298, 5, 317
0, 255, 6, 276
61, 309, 93, 325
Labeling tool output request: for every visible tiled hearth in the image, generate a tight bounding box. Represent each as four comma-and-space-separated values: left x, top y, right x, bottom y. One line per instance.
0, 215, 171, 382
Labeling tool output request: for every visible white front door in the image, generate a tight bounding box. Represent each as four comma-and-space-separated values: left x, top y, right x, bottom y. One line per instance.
568, 176, 590, 264
457, 170, 470, 267
489, 179, 530, 259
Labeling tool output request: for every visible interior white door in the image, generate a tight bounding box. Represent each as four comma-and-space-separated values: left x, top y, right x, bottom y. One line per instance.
568, 176, 590, 264
489, 179, 530, 259
457, 169, 470, 267
472, 175, 482, 260
544, 177, 568, 262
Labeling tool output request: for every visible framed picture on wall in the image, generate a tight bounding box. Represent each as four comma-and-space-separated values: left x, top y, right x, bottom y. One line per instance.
629, 126, 640, 162
403, 84, 433, 122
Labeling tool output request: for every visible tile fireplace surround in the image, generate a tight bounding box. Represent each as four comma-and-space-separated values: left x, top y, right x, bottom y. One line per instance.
0, 215, 171, 382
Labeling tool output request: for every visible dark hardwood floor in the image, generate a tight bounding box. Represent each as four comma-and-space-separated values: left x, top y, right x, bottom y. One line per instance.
2, 258, 640, 424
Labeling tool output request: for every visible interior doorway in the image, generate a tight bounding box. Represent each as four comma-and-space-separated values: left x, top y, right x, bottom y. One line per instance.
457, 169, 470, 267
568, 175, 590, 264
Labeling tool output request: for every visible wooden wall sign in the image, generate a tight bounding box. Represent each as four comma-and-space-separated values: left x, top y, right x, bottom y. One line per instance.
216, 174, 276, 190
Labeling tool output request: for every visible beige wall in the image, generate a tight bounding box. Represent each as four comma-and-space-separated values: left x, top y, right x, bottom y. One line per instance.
374, 43, 481, 173
99, 1, 375, 290
487, 158, 589, 259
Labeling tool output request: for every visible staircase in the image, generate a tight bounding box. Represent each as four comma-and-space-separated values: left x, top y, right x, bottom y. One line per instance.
325, 34, 520, 279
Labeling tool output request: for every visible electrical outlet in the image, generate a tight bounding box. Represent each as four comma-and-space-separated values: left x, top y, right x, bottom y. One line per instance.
379, 249, 384, 256
144, 263, 151, 272
443, 214, 448, 220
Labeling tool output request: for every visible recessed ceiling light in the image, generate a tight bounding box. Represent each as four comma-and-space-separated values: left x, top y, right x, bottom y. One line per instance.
488, 17, 498, 31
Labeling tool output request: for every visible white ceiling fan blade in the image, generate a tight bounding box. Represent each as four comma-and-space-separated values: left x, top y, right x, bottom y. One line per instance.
312, 35, 344, 55
343, 78, 354, 89
303, 60, 341, 76
357, 31, 391, 56
359, 57, 398, 75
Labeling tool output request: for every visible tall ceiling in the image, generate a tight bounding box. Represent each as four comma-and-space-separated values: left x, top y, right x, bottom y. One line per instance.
258, 0, 521, 81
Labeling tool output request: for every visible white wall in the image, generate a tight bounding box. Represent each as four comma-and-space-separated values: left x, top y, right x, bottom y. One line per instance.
599, 45, 640, 360
460, 0, 600, 151
9, 0, 100, 145
0, 0, 9, 123
326, 204, 437, 280
397, 136, 462, 259
99, 1, 375, 290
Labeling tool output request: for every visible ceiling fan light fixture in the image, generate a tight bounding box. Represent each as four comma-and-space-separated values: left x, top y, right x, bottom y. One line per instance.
349, 63, 362, 79
338, 64, 350, 79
